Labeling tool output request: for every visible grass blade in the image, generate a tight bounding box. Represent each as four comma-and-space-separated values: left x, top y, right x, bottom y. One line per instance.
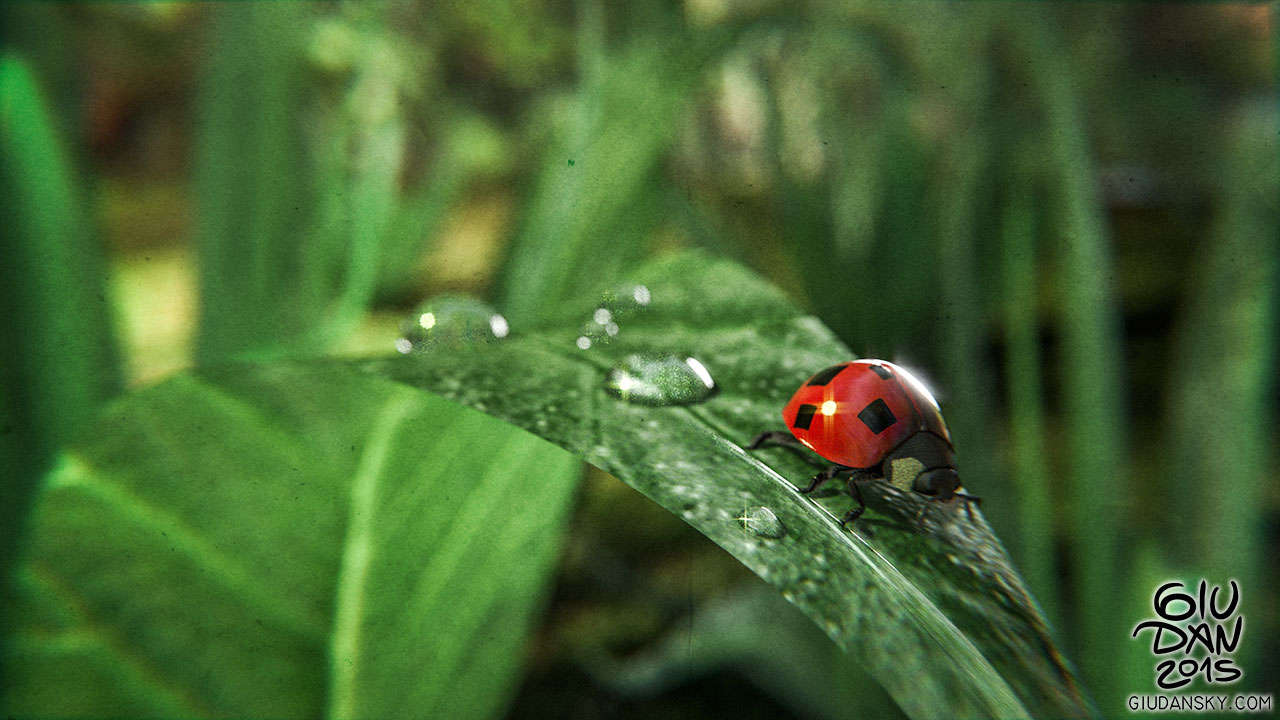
498, 29, 726, 326
0, 52, 122, 578
1012, 9, 1127, 703
996, 180, 1059, 625
193, 3, 320, 363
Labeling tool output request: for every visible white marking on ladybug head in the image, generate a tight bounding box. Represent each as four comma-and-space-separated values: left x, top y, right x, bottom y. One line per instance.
887, 457, 925, 492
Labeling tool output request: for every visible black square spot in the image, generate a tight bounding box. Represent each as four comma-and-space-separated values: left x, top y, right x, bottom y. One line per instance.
793, 404, 818, 430
806, 364, 849, 386
868, 364, 892, 380
857, 398, 896, 434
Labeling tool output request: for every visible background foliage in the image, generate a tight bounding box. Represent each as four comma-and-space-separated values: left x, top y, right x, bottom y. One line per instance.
1, 2, 1276, 718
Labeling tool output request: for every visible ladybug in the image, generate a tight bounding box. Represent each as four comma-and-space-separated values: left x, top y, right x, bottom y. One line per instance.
747, 359, 979, 526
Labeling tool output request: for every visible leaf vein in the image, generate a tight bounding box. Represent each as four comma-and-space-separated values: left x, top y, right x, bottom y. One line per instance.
19, 562, 218, 717
46, 453, 327, 641
325, 393, 421, 720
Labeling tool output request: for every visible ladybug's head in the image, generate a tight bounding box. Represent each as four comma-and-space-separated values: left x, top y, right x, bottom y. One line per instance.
912, 467, 962, 500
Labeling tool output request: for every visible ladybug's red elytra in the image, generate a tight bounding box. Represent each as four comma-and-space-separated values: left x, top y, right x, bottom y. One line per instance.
747, 359, 979, 526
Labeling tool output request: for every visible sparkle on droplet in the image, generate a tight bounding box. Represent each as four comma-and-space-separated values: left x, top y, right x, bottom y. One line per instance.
489, 314, 509, 338
737, 506, 785, 538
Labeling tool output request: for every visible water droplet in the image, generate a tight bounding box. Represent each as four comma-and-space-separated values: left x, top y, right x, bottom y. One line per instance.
577, 317, 613, 347
396, 296, 509, 353
603, 353, 717, 406
572, 284, 654, 350
738, 506, 786, 538
600, 283, 652, 315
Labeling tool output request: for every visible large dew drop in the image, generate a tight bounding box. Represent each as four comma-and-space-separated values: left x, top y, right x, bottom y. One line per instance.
396, 296, 509, 353
603, 353, 717, 406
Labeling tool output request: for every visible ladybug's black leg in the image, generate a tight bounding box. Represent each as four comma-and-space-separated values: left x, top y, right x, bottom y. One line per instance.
837, 479, 867, 527
800, 464, 855, 494
745, 431, 828, 469
835, 470, 879, 527
745, 430, 796, 450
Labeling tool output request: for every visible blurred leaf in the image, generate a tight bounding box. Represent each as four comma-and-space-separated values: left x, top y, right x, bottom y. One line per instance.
321, 25, 413, 335
373, 117, 480, 295
995, 178, 1059, 626
0, 52, 122, 578
194, 3, 327, 363
2, 367, 579, 719
1165, 101, 1277, 678
362, 251, 1096, 719
498, 27, 728, 326
1014, 10, 1128, 704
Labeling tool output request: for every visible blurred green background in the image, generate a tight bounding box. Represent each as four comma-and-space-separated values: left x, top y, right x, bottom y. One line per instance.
2, 2, 1276, 718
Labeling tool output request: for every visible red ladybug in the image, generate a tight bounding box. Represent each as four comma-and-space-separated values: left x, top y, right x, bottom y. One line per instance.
747, 359, 978, 526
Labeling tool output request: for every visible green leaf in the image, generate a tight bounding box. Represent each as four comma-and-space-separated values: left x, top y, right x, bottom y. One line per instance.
497, 28, 727, 326
1017, 14, 1128, 703
193, 3, 325, 363
361, 251, 1097, 720
0, 51, 122, 579
2, 367, 579, 719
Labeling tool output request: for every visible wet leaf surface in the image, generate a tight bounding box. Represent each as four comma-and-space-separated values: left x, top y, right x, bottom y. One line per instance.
356, 251, 1097, 720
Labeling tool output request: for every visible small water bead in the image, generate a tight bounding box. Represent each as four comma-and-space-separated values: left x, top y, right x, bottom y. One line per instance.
396, 296, 509, 353
738, 506, 786, 539
576, 318, 620, 348
574, 284, 652, 350
601, 284, 652, 315
602, 354, 717, 406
